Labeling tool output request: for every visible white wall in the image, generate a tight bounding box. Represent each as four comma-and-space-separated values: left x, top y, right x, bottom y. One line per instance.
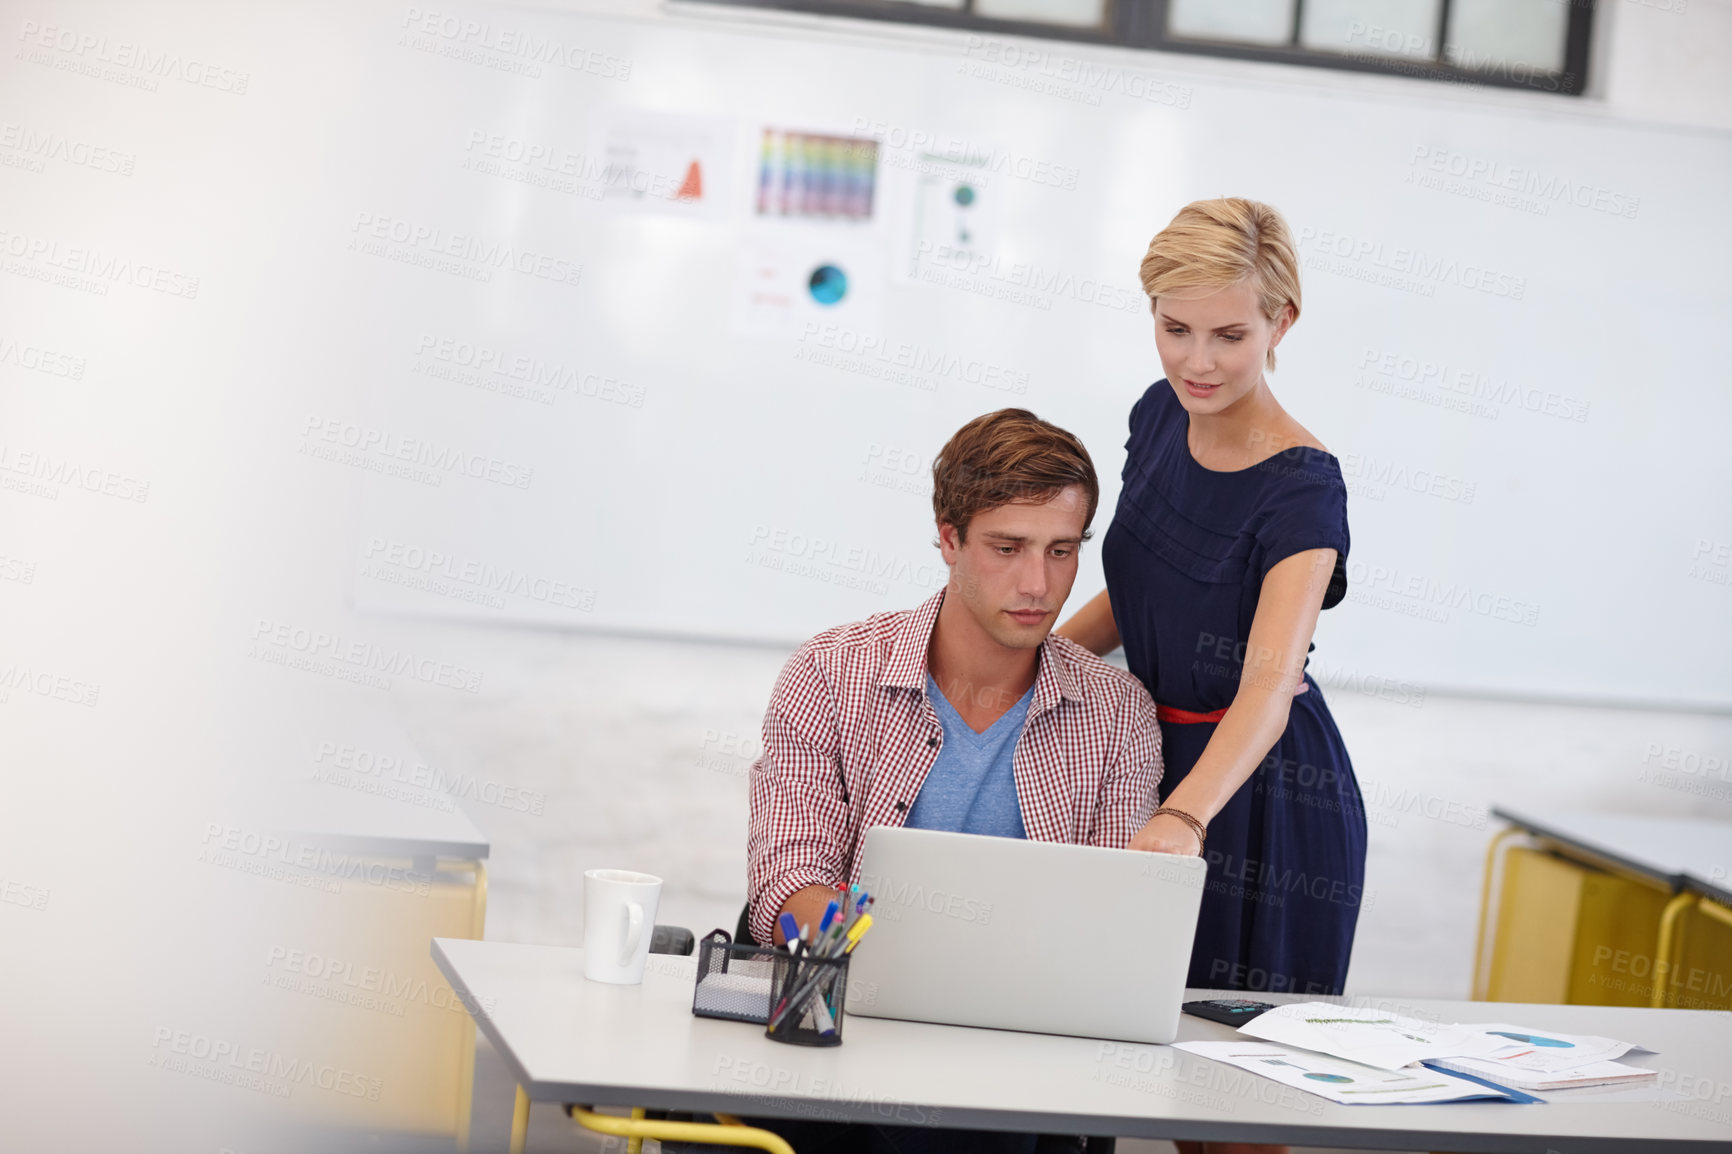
332, 0, 1732, 704
1595, 0, 1732, 130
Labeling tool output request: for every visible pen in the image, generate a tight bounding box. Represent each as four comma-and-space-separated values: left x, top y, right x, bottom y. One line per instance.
825, 896, 862, 955
769, 913, 876, 1030
817, 913, 846, 956
767, 894, 875, 1033
769, 961, 804, 1028
842, 914, 874, 954
826, 892, 871, 955
810, 975, 838, 1037
771, 949, 849, 1030
768, 923, 815, 1025
769, 975, 823, 1031
769, 943, 835, 1030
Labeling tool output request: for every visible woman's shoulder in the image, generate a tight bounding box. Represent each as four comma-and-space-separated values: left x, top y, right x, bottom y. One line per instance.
1253, 410, 1330, 460
1253, 440, 1346, 495
1244, 412, 1347, 517
1242, 401, 1336, 475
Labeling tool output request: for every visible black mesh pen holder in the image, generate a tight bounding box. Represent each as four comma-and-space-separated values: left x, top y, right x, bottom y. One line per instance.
765, 950, 849, 1047
690, 930, 778, 1024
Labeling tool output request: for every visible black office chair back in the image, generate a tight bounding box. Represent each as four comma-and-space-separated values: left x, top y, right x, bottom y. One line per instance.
734, 901, 758, 947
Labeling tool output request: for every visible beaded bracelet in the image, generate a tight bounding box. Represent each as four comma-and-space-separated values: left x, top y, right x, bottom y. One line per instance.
1153, 805, 1206, 854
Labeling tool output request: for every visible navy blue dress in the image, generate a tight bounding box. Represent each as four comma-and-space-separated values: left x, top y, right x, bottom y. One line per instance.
1101, 380, 1367, 996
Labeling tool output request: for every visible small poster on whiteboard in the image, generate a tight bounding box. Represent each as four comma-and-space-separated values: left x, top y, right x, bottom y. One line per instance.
755, 127, 879, 220
729, 225, 886, 339
899, 154, 1001, 284
589, 108, 735, 220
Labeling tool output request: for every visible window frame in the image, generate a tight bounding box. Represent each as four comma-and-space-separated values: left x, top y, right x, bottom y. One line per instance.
681, 0, 1593, 96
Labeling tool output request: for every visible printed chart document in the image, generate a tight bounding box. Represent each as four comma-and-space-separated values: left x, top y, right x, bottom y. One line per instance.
1234, 1006, 1656, 1092
1237, 1002, 1505, 1071
1428, 1024, 1655, 1090
1173, 1042, 1530, 1105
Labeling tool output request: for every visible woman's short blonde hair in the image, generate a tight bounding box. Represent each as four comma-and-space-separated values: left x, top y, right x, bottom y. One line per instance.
1138, 198, 1302, 371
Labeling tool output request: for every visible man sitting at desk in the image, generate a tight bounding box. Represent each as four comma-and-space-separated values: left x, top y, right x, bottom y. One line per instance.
743, 409, 1163, 1151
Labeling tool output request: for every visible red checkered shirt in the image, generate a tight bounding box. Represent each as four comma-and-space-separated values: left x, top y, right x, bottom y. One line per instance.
746, 588, 1164, 945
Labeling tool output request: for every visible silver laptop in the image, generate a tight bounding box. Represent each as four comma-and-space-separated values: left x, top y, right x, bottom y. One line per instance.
846, 826, 1206, 1044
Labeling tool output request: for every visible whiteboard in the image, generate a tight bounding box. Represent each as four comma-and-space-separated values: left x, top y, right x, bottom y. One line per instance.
284, 3, 1732, 706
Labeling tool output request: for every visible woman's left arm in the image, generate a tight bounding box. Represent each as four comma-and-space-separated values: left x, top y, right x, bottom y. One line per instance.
1128, 547, 1338, 855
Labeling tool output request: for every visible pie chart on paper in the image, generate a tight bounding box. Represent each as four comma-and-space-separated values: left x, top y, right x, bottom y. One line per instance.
1488, 1031, 1573, 1048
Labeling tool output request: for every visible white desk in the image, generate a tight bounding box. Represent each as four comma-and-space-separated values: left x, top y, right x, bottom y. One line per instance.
432, 938, 1732, 1153
271, 777, 492, 864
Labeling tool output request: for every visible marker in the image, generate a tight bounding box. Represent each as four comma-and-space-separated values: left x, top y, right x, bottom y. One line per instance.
820, 891, 870, 956
778, 912, 800, 947
842, 914, 874, 954
819, 900, 840, 934
844, 895, 874, 940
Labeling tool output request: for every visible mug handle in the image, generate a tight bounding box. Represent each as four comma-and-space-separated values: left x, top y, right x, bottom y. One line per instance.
620, 901, 643, 965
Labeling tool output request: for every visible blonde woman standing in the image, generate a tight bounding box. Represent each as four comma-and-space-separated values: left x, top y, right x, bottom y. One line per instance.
1061, 199, 1366, 1154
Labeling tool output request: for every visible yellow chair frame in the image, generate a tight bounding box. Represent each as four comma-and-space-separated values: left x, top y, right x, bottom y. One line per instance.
1652, 890, 1732, 1008
566, 1103, 795, 1154
500, 1088, 797, 1154
1476, 821, 1732, 1010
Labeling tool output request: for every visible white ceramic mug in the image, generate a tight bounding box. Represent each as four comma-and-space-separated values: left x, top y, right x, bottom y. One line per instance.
582, 868, 663, 984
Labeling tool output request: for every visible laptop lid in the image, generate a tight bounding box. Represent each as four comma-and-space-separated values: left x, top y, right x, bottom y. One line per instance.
846, 826, 1206, 1044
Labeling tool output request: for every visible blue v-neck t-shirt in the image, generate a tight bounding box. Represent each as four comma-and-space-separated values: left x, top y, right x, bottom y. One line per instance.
903, 671, 1033, 838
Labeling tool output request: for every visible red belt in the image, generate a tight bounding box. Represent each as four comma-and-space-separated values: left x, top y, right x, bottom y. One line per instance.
1156, 704, 1228, 724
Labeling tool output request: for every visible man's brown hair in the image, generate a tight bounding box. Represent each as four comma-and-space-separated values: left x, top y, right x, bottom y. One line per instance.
931, 409, 1099, 543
